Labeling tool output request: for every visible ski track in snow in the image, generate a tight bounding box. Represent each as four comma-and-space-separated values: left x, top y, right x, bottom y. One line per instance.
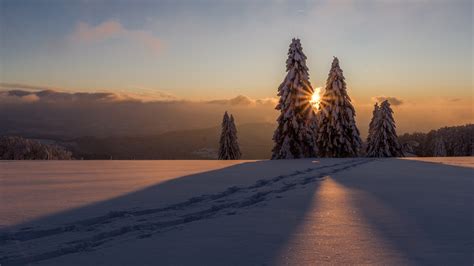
0, 158, 373, 265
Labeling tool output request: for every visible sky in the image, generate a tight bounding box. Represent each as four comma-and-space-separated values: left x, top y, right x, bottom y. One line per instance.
0, 0, 472, 133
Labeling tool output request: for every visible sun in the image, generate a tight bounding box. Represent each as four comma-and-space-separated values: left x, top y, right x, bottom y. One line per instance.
310, 87, 321, 110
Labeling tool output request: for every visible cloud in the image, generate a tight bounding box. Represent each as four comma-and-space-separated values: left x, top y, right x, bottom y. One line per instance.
207, 95, 254, 105
256, 98, 279, 105
0, 89, 279, 137
124, 86, 178, 101
0, 82, 61, 91
0, 83, 177, 103
0, 83, 276, 106
70, 20, 162, 54
207, 95, 278, 106
0, 90, 40, 103
0, 89, 124, 104
0, 83, 277, 106
73, 20, 123, 42
0, 87, 471, 138
372, 96, 404, 106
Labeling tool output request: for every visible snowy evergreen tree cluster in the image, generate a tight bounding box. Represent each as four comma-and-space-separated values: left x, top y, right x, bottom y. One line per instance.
316, 57, 361, 157
399, 124, 474, 157
366, 100, 403, 157
269, 38, 418, 159
0, 136, 73, 160
218, 111, 241, 160
272, 38, 318, 159
271, 39, 365, 159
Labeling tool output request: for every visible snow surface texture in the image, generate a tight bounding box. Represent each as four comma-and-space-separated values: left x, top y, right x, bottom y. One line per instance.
402, 156, 474, 168
272, 38, 318, 159
317, 57, 362, 158
0, 158, 473, 265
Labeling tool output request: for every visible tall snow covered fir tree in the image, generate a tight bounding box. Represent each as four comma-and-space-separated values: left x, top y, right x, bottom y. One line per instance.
317, 57, 361, 157
218, 111, 241, 160
366, 100, 404, 157
272, 38, 318, 159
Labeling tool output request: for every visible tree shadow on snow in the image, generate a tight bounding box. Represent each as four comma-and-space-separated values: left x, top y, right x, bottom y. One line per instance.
0, 159, 326, 265
330, 158, 473, 265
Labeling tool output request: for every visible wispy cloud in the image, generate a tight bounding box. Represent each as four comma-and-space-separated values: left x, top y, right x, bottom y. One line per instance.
0, 89, 129, 104
70, 20, 162, 54
372, 96, 404, 106
0, 83, 176, 102
206, 95, 278, 106
72, 20, 123, 42
0, 82, 61, 91
0, 83, 276, 106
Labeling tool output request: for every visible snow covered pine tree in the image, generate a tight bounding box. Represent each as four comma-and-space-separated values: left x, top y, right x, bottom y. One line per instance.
366, 103, 379, 154
218, 111, 241, 160
366, 100, 404, 157
317, 57, 361, 157
229, 114, 242, 159
272, 38, 318, 159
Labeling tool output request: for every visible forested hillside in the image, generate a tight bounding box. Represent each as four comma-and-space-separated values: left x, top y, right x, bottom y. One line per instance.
0, 136, 72, 160
399, 124, 473, 157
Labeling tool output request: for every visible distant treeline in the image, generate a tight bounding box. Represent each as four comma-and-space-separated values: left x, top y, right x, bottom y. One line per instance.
399, 124, 473, 157
1, 124, 472, 160
0, 136, 73, 160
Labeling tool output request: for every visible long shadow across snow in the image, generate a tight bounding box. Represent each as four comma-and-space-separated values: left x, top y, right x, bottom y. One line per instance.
0, 159, 370, 265
330, 158, 474, 265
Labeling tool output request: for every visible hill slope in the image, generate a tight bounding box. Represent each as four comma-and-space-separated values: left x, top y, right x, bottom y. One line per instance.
1, 158, 472, 265
69, 123, 275, 159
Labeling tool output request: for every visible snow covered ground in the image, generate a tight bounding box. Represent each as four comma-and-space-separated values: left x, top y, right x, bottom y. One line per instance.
402, 156, 474, 168
0, 158, 472, 265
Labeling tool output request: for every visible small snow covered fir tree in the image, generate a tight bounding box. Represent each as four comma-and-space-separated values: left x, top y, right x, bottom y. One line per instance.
229, 114, 242, 159
366, 100, 404, 157
317, 57, 361, 157
367, 103, 379, 144
218, 111, 241, 160
366, 103, 380, 154
272, 38, 318, 159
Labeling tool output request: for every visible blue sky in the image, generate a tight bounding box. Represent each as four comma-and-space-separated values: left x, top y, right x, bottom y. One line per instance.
0, 0, 472, 102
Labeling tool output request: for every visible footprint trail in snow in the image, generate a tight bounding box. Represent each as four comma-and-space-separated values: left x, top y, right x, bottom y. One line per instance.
0, 158, 373, 265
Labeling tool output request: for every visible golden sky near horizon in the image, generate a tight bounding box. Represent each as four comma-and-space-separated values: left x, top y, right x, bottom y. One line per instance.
0, 0, 472, 133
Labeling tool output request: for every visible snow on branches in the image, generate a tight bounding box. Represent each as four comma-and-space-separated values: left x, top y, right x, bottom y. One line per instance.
218, 111, 241, 160
272, 38, 318, 159
367, 103, 380, 147
317, 57, 361, 157
366, 100, 404, 157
